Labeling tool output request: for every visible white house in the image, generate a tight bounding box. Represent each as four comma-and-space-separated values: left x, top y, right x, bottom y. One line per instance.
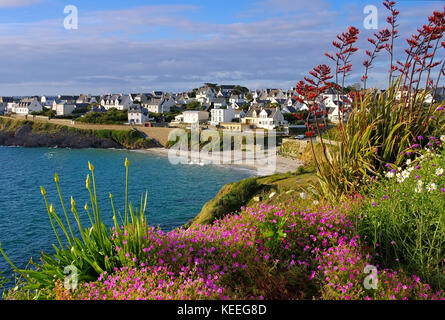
229, 94, 244, 107
55, 101, 76, 116
145, 97, 175, 113
196, 86, 217, 104
242, 107, 286, 130
213, 97, 227, 108
210, 107, 235, 126
15, 98, 42, 115
0, 97, 14, 114
234, 109, 246, 119
128, 105, 148, 125
175, 92, 193, 105
101, 94, 132, 110
175, 110, 209, 124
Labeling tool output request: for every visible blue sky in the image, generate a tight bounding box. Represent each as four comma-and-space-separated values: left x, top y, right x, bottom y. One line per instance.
0, 0, 443, 95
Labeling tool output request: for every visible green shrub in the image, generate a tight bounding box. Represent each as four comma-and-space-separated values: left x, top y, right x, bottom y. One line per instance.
191, 178, 261, 225
77, 109, 128, 124
357, 142, 445, 288
0, 159, 149, 298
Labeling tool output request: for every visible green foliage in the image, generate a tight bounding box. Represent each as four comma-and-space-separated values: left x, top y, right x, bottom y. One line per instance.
190, 178, 261, 225
0, 117, 151, 149
149, 111, 181, 123
0, 271, 8, 297
95, 129, 148, 148
185, 101, 202, 110
357, 146, 445, 288
315, 81, 444, 200
30, 108, 56, 118
77, 109, 128, 124
231, 85, 249, 96
0, 159, 149, 298
259, 213, 288, 253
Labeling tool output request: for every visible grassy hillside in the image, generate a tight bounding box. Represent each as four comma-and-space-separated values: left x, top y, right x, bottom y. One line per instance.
0, 117, 158, 149
188, 166, 318, 226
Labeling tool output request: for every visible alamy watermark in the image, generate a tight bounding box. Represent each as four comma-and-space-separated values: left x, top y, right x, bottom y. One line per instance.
167, 125, 277, 176
363, 5, 378, 30
363, 265, 378, 290
64, 5, 78, 30
64, 265, 78, 290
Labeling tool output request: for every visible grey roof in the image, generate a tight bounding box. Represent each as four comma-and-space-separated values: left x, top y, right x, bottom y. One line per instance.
245, 107, 280, 118
213, 97, 226, 104
129, 105, 148, 115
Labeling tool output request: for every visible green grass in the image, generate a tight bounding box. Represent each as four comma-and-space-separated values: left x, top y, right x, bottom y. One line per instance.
76, 109, 128, 124
0, 117, 153, 149
188, 167, 319, 226
356, 145, 445, 288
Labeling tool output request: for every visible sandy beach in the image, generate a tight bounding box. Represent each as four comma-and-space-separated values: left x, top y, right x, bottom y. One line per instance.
132, 147, 304, 176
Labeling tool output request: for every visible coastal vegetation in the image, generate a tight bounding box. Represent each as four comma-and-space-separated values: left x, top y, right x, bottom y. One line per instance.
0, 117, 156, 149
76, 108, 128, 125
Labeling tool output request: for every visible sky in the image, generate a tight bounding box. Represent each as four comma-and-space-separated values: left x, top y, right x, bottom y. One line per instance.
0, 0, 444, 95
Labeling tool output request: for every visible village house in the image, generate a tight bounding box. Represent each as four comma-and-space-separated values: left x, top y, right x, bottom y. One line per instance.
55, 101, 76, 116
174, 92, 193, 105
76, 94, 97, 105
219, 85, 236, 97
15, 98, 42, 115
196, 86, 217, 104
128, 105, 149, 125
210, 107, 235, 126
219, 122, 249, 132
320, 89, 351, 123
145, 96, 175, 113
175, 110, 209, 124
242, 107, 286, 130
0, 97, 14, 114
234, 109, 246, 119
229, 94, 245, 107
101, 94, 132, 110
213, 97, 227, 108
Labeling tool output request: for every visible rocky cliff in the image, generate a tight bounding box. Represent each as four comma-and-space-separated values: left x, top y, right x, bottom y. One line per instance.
0, 117, 160, 149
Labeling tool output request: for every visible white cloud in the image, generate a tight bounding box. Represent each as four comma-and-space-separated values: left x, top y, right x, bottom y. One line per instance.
0, 1, 443, 95
0, 0, 42, 8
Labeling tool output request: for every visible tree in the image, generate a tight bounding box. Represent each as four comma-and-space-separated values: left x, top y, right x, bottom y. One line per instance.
232, 85, 249, 96
186, 101, 201, 110
204, 83, 218, 89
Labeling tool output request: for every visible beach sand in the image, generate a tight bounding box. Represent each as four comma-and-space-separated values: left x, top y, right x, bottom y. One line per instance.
132, 147, 304, 176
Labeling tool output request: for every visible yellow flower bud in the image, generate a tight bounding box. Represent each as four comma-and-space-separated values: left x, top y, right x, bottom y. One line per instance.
86, 174, 90, 189
84, 203, 89, 211
40, 186, 46, 196
109, 193, 113, 199
88, 161, 94, 171
125, 158, 130, 168
49, 204, 55, 214
70, 196, 76, 211
54, 173, 59, 183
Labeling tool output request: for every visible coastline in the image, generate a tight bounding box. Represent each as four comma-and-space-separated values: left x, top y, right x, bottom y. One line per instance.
132, 147, 305, 176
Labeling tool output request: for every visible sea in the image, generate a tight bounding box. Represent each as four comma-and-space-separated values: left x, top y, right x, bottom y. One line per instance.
0, 146, 253, 290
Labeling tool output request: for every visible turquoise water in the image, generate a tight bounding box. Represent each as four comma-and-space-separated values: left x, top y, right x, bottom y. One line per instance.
0, 146, 252, 288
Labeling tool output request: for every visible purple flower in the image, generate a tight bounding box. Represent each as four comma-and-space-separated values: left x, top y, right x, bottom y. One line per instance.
441, 188, 445, 193
412, 144, 420, 148
418, 136, 424, 141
